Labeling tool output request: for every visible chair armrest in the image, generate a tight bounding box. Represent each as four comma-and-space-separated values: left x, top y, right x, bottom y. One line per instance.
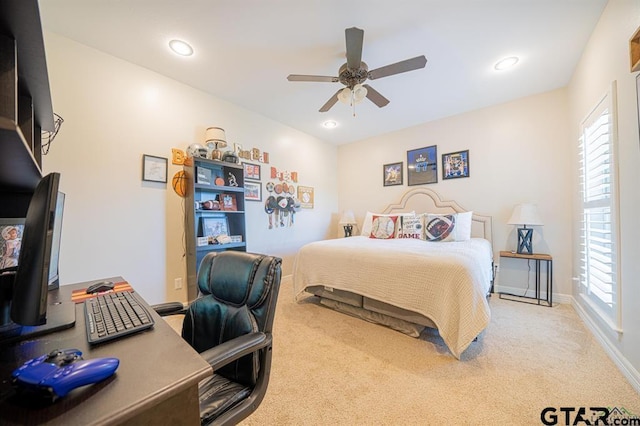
151, 301, 187, 316
200, 332, 272, 371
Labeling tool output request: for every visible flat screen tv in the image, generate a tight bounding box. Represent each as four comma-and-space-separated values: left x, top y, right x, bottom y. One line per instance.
0, 172, 75, 342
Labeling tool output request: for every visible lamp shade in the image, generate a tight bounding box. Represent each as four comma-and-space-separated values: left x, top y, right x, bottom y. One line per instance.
204, 127, 228, 150
338, 87, 351, 104
339, 210, 356, 225
352, 84, 367, 103
507, 203, 543, 226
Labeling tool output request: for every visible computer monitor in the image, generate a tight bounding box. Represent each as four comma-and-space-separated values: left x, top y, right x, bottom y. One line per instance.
0, 173, 75, 342
47, 191, 65, 290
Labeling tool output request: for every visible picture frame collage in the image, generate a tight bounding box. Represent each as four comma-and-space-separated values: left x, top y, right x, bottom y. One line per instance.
384, 146, 470, 186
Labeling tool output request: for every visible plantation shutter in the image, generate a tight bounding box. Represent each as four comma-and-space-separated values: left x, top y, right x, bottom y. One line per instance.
578, 82, 620, 330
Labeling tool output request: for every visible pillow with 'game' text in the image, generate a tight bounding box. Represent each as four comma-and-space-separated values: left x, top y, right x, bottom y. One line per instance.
424, 211, 473, 242
369, 215, 398, 239
360, 211, 414, 237
396, 214, 424, 239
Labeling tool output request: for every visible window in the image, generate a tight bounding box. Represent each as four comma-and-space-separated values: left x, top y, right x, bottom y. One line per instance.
578, 81, 621, 331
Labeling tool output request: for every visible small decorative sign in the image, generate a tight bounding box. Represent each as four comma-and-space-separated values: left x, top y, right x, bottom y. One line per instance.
196, 166, 212, 184
297, 185, 314, 209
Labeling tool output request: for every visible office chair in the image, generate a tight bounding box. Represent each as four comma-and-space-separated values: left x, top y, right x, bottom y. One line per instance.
153, 251, 282, 425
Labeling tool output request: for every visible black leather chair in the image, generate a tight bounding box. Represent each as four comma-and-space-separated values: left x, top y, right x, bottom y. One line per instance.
153, 251, 282, 425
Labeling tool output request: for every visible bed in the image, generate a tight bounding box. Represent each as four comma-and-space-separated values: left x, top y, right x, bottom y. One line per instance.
292, 188, 494, 359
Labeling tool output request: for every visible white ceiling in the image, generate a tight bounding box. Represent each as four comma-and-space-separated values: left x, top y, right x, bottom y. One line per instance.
38, 0, 607, 145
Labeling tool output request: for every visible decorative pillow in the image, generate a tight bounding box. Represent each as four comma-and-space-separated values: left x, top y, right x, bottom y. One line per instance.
361, 211, 414, 236
369, 215, 398, 239
425, 211, 473, 242
396, 214, 424, 239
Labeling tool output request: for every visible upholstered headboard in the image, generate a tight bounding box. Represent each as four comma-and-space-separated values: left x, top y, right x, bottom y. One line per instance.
382, 188, 493, 245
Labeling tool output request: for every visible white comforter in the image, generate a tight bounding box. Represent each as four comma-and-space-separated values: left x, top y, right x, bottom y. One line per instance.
292, 236, 493, 359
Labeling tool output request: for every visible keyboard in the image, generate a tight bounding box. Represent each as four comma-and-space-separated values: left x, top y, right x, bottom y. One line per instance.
84, 291, 155, 344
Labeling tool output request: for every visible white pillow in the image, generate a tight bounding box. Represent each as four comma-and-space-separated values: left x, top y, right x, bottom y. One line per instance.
424, 211, 473, 242
360, 211, 415, 236
396, 213, 424, 239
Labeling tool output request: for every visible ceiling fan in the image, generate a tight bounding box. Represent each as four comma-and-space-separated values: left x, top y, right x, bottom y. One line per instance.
287, 27, 427, 113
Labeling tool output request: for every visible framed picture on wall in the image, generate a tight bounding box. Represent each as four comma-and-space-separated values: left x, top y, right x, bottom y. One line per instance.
245, 181, 262, 201
142, 154, 168, 183
297, 186, 314, 209
242, 162, 261, 180
442, 150, 470, 180
383, 162, 403, 186
407, 145, 437, 186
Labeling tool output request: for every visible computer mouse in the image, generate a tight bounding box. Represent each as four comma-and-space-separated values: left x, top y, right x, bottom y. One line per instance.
86, 281, 114, 294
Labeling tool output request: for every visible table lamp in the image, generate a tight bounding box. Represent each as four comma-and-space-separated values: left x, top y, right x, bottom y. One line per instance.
507, 203, 543, 254
205, 127, 228, 161
339, 210, 356, 237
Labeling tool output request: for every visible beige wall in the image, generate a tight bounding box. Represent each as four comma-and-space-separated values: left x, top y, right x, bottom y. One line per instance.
567, 0, 640, 383
337, 89, 573, 298
42, 32, 338, 304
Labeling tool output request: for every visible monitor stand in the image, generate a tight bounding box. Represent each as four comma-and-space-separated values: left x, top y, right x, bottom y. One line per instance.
0, 301, 76, 344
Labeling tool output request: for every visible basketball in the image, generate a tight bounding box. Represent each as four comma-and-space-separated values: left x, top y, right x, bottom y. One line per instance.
172, 171, 187, 197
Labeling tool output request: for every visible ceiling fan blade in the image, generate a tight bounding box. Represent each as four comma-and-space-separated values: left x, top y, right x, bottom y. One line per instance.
319, 89, 342, 112
368, 55, 428, 80
287, 74, 339, 83
363, 84, 390, 108
345, 27, 364, 70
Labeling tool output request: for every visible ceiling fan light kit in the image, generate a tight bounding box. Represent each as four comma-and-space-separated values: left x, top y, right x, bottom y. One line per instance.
287, 27, 427, 114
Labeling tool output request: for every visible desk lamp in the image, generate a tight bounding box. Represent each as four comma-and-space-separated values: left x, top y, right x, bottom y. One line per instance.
339, 211, 356, 237
205, 127, 228, 161
507, 203, 543, 254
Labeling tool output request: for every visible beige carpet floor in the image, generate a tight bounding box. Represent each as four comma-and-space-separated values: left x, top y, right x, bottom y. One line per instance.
168, 276, 640, 425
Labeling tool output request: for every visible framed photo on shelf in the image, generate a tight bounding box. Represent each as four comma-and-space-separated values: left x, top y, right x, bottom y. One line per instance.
407, 146, 437, 186
201, 216, 229, 238
245, 181, 262, 201
142, 154, 168, 183
442, 150, 470, 180
220, 193, 238, 211
242, 162, 261, 180
0, 218, 25, 270
383, 162, 403, 186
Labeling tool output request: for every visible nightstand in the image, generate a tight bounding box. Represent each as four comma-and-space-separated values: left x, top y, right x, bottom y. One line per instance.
498, 251, 553, 307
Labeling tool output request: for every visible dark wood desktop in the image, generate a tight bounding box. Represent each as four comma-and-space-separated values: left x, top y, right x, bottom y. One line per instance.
0, 278, 211, 425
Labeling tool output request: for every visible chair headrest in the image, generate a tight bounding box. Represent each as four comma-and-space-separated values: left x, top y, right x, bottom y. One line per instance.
197, 251, 277, 308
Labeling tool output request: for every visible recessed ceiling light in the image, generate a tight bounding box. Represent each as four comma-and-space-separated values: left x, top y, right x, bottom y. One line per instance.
323, 120, 338, 129
169, 39, 194, 57
494, 56, 519, 71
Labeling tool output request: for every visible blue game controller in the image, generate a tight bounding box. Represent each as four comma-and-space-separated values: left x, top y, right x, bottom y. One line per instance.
11, 348, 119, 399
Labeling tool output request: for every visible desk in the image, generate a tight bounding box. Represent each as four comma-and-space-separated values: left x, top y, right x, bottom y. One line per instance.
498, 251, 553, 307
0, 277, 211, 425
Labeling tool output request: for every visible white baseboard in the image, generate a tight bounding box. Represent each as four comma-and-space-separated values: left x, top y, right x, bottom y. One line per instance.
570, 297, 640, 394
493, 284, 572, 305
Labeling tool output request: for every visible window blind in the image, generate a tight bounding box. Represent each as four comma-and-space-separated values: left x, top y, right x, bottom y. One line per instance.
578, 82, 620, 330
